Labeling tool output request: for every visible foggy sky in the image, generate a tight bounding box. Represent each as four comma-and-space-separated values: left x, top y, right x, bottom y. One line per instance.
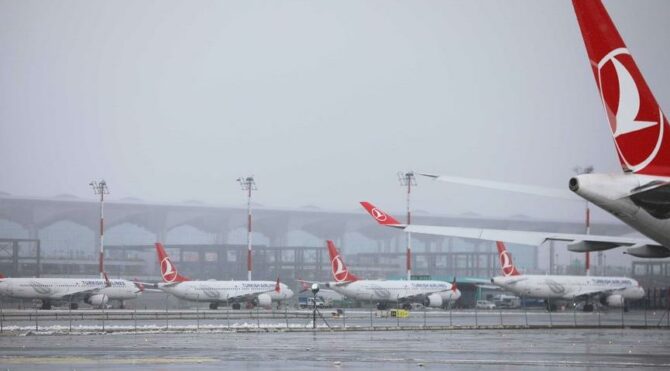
2, 0, 670, 225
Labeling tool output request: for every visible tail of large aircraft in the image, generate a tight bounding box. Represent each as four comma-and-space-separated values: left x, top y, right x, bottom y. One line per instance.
326, 240, 359, 283
496, 241, 521, 277
155, 243, 189, 283
573, 0, 670, 176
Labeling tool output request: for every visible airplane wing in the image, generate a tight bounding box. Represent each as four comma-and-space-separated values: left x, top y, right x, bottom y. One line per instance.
572, 285, 633, 300
360, 201, 665, 257
419, 173, 578, 200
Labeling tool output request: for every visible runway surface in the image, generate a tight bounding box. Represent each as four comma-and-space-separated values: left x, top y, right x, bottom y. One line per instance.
2, 308, 670, 370
1, 328, 670, 370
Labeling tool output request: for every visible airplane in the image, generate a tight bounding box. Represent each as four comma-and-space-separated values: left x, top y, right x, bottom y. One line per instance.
387, 0, 670, 259
316, 240, 460, 310
153, 242, 294, 310
0, 273, 144, 310
491, 241, 644, 312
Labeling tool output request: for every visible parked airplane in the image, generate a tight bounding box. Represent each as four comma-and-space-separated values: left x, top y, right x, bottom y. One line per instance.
317, 240, 460, 310
0, 273, 143, 309
153, 243, 293, 310
394, 1, 670, 258
491, 241, 644, 311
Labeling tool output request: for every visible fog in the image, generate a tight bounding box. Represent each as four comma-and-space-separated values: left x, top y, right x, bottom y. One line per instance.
2, 0, 670, 223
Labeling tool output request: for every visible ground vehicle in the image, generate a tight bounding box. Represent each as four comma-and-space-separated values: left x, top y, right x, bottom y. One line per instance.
298, 296, 326, 309
493, 294, 521, 309
476, 300, 496, 310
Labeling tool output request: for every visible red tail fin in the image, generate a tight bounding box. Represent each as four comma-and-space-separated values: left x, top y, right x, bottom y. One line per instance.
359, 202, 402, 225
155, 243, 189, 283
496, 241, 521, 277
451, 277, 458, 292
275, 276, 281, 293
326, 240, 358, 282
573, 0, 670, 176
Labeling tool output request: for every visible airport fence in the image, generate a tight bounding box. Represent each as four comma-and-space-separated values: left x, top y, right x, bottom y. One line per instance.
1, 303, 670, 334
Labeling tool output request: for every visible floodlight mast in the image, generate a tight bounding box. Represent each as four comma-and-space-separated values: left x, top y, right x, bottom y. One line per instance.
398, 171, 417, 281
573, 165, 594, 276
237, 176, 257, 281
89, 180, 110, 283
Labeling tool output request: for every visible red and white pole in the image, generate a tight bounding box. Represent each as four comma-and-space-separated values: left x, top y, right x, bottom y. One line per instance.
91, 180, 110, 285
406, 177, 412, 282
246, 185, 253, 282
585, 201, 591, 276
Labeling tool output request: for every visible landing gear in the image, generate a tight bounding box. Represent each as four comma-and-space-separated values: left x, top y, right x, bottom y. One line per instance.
119, 300, 126, 309
231, 302, 241, 310
69, 302, 79, 310
209, 302, 219, 310
41, 301, 52, 310
583, 303, 594, 312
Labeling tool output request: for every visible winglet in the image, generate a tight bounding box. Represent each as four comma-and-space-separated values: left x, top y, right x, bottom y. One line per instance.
155, 243, 190, 283
297, 276, 311, 293
496, 241, 521, 276
133, 278, 145, 293
326, 240, 359, 283
359, 202, 402, 226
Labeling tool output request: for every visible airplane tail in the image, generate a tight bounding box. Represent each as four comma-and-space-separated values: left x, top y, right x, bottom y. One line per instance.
155, 243, 189, 283
359, 202, 403, 226
573, 0, 670, 176
496, 241, 521, 277
451, 276, 458, 292
326, 240, 358, 283
275, 276, 281, 293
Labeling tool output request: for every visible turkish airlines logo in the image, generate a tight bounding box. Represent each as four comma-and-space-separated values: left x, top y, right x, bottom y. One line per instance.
371, 208, 387, 222
499, 251, 515, 277
597, 48, 664, 172
331, 255, 348, 282
161, 257, 177, 282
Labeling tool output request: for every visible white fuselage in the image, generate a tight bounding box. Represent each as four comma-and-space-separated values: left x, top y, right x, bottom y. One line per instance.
158, 280, 294, 303
491, 275, 644, 301
325, 280, 460, 303
571, 173, 670, 248
0, 278, 140, 301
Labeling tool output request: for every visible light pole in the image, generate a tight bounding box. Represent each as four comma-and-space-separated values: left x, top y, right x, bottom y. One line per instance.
237, 176, 257, 281
311, 283, 319, 329
574, 166, 594, 276
398, 171, 417, 281
89, 180, 110, 284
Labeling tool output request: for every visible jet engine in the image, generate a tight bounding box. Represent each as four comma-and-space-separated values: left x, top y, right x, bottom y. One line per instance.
423, 293, 443, 308
253, 293, 272, 309
600, 294, 624, 307
85, 294, 109, 307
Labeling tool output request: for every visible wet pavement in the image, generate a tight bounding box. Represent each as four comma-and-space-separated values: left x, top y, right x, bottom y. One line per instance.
1, 309, 670, 370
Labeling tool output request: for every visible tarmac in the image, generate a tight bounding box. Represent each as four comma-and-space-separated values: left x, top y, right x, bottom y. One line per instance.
1, 309, 670, 369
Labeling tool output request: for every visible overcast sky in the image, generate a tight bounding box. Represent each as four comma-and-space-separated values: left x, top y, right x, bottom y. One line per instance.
2, 0, 669, 223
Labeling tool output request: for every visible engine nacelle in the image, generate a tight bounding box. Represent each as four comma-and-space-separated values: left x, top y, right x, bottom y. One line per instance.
85, 294, 109, 307
625, 244, 670, 258
423, 293, 443, 308
600, 294, 624, 307
253, 293, 272, 309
